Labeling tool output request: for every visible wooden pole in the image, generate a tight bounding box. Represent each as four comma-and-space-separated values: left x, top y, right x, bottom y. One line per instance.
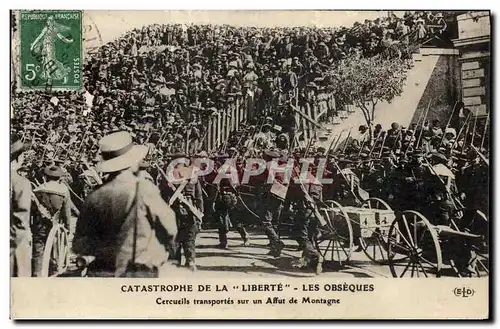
331, 129, 345, 153
480, 111, 489, 150
462, 115, 472, 153
368, 129, 383, 157
357, 133, 367, 157
341, 126, 353, 154
439, 100, 459, 147
471, 108, 479, 148
416, 99, 432, 148
451, 112, 471, 150
378, 133, 388, 158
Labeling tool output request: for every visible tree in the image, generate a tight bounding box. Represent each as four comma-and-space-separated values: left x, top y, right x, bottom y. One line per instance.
329, 54, 412, 138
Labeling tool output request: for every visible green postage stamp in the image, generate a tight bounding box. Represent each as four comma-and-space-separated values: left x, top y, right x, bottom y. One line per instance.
17, 10, 82, 91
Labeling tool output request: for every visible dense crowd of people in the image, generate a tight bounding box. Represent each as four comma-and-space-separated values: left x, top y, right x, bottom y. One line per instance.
12, 11, 459, 165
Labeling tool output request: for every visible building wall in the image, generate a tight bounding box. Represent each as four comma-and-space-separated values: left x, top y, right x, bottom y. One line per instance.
453, 12, 491, 118
410, 52, 461, 126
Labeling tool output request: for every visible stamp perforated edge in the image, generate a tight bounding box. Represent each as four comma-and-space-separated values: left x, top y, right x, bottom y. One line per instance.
12, 10, 84, 94
12, 10, 24, 94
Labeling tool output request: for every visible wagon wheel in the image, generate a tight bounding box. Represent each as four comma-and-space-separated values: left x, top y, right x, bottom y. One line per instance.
359, 198, 397, 264
388, 210, 442, 278
450, 210, 489, 277
314, 200, 354, 265
40, 224, 70, 277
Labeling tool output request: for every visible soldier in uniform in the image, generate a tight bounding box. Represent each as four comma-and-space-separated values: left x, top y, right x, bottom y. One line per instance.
441, 128, 457, 157
11, 138, 33, 277
401, 129, 416, 154
161, 153, 204, 271
289, 158, 324, 274
275, 132, 290, 152
213, 155, 249, 249
31, 165, 74, 277
258, 150, 285, 257
402, 150, 431, 210
458, 150, 488, 216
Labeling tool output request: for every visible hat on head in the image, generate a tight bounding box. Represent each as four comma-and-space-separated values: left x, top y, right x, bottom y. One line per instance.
97, 131, 148, 173
44, 165, 65, 178
445, 127, 457, 138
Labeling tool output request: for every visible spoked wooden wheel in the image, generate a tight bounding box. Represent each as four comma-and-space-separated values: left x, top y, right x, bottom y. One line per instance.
388, 211, 442, 278
314, 200, 354, 265
359, 198, 396, 264
40, 224, 70, 277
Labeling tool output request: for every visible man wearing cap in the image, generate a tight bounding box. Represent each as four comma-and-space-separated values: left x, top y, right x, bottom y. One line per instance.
430, 119, 443, 138
458, 151, 488, 217
31, 164, 74, 276
289, 159, 324, 274
73, 131, 178, 277
160, 153, 204, 272
402, 129, 416, 153
11, 138, 32, 277
441, 128, 457, 153
403, 150, 432, 209
257, 150, 286, 257
275, 133, 290, 151
291, 57, 304, 77
213, 156, 249, 249
425, 153, 460, 227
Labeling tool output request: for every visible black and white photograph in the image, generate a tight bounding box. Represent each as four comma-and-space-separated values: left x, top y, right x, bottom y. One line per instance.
9, 9, 491, 319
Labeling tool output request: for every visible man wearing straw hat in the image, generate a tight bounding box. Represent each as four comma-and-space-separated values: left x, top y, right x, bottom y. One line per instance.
10, 137, 33, 277
73, 131, 178, 277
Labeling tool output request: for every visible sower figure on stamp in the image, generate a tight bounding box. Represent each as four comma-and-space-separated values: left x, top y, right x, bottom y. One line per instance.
31, 165, 74, 277
73, 132, 178, 277
30, 16, 74, 84
11, 138, 33, 277
160, 154, 204, 271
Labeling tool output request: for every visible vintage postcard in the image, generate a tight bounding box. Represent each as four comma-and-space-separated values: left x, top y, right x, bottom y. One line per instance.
10, 10, 490, 319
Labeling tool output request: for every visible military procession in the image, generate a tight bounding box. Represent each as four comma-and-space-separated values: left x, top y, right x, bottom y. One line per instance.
10, 11, 489, 279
